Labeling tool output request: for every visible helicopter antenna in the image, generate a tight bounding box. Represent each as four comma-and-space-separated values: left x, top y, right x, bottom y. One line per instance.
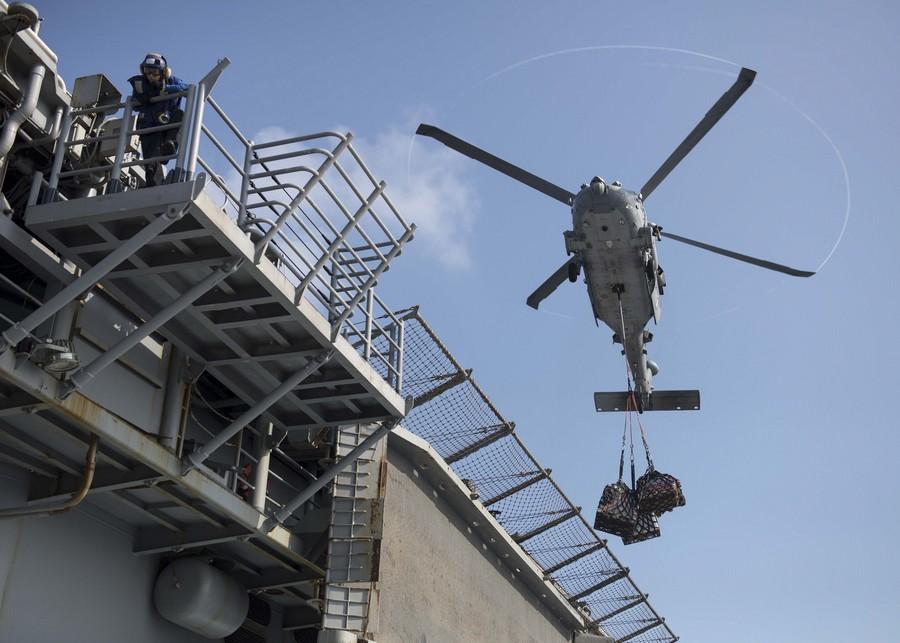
640, 67, 756, 200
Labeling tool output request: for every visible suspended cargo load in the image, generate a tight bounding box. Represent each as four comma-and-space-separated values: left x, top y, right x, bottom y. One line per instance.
593, 481, 638, 537
636, 468, 686, 516
622, 511, 661, 545
592, 388, 684, 544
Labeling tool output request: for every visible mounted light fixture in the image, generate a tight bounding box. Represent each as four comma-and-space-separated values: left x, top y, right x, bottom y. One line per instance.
29, 338, 79, 373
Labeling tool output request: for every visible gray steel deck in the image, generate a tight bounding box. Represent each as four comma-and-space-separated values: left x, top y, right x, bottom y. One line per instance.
26, 178, 408, 432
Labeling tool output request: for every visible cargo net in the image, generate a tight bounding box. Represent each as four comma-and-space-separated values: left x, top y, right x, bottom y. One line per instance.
399, 312, 678, 643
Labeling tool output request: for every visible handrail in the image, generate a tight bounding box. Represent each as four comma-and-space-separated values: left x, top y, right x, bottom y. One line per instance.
40, 71, 414, 392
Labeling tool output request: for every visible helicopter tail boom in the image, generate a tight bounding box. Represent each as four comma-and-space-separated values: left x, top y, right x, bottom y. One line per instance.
594, 390, 701, 413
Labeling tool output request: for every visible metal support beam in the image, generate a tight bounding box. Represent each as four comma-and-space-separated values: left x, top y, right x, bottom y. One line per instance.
0, 424, 82, 476
0, 445, 57, 477
284, 411, 395, 432
542, 541, 606, 575
445, 422, 514, 464
264, 417, 402, 531
616, 618, 665, 643
0, 391, 41, 416
183, 349, 335, 473
593, 596, 645, 624
133, 523, 251, 555
512, 507, 580, 544
411, 369, 471, 407
28, 465, 164, 504
112, 490, 182, 532
281, 606, 322, 631
571, 569, 630, 601
153, 483, 226, 528
204, 348, 323, 366
483, 470, 549, 507
61, 259, 241, 398
0, 195, 198, 351
197, 57, 231, 96
234, 567, 319, 591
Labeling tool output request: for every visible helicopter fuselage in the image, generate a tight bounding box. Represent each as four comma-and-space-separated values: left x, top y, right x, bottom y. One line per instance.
567, 178, 663, 409
416, 68, 802, 413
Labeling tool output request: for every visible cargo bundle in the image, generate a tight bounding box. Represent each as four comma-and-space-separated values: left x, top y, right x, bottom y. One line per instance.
593, 394, 684, 545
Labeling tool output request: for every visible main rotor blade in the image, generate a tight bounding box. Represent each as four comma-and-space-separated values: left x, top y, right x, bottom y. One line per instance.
526, 259, 574, 309
660, 231, 815, 277
416, 124, 575, 205
641, 67, 757, 200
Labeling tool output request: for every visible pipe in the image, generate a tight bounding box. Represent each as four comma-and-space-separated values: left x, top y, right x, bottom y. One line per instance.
251, 422, 273, 512
0, 434, 99, 519
0, 64, 46, 161
43, 104, 71, 199
159, 344, 185, 450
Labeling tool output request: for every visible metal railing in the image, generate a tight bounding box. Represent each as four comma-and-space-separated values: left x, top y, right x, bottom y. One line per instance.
39, 68, 415, 392
193, 109, 415, 387
238, 131, 415, 339
43, 89, 193, 201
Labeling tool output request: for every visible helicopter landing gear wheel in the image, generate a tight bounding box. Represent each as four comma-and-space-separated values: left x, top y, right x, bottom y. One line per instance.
567, 260, 580, 283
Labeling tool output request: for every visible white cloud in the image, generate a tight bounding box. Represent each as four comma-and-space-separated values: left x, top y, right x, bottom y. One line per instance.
244, 115, 478, 271
350, 120, 478, 270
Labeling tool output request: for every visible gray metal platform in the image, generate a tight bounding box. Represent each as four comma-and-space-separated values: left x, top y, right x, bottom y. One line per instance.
26, 178, 408, 432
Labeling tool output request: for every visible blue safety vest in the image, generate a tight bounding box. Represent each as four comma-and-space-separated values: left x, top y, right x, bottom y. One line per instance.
127, 75, 189, 130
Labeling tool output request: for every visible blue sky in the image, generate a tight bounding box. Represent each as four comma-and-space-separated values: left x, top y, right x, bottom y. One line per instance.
39, 1, 900, 641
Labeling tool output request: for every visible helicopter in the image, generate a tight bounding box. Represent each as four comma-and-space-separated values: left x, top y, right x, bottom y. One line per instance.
416, 67, 815, 413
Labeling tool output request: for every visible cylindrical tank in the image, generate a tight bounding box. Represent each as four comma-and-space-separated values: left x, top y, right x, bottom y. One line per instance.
153, 558, 249, 638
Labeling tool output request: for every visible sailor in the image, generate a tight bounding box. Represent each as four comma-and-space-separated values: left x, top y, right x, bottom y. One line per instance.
128, 52, 188, 187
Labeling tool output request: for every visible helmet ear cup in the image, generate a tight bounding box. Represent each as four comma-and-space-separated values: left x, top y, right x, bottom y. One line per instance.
164, 67, 172, 79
